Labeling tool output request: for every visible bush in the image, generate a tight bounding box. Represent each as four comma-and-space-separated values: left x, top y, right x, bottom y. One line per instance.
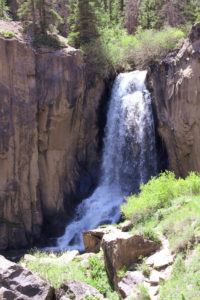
32, 31, 66, 49
121, 171, 200, 224
101, 26, 185, 70
0, 30, 14, 38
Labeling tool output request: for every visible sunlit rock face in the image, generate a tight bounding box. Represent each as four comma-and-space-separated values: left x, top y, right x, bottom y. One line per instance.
0, 23, 106, 250
150, 22, 200, 178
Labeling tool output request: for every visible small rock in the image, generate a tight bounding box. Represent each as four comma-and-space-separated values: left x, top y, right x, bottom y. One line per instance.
118, 271, 146, 298
58, 250, 79, 263
148, 270, 161, 284
146, 250, 174, 269
58, 280, 104, 300
121, 221, 132, 232
148, 285, 159, 298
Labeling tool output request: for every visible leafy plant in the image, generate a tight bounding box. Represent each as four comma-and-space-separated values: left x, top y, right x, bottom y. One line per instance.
0, 30, 14, 38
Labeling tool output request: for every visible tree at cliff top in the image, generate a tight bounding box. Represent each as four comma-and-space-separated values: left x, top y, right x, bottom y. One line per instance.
139, 0, 198, 29
0, 0, 10, 19
125, 0, 141, 34
68, 0, 110, 77
17, 0, 63, 34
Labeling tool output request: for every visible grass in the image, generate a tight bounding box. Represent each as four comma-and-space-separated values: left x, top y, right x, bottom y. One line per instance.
121, 172, 200, 254
0, 30, 14, 38
20, 251, 120, 300
160, 246, 200, 299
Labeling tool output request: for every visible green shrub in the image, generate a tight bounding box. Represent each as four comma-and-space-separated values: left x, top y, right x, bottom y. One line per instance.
32, 32, 66, 49
0, 30, 14, 38
121, 172, 200, 224
100, 26, 185, 70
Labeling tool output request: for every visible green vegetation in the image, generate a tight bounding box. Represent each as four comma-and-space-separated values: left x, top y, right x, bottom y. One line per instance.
20, 251, 120, 299
0, 0, 10, 19
0, 0, 199, 73
160, 247, 200, 299
122, 171, 200, 254
0, 29, 14, 38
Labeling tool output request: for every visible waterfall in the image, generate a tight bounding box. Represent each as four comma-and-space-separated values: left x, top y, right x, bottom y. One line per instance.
55, 70, 157, 251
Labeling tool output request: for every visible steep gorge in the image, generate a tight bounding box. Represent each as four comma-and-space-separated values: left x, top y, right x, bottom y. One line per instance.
1, 21, 200, 251
0, 23, 107, 250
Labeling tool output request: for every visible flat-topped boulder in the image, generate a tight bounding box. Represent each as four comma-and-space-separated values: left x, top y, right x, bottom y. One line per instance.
101, 231, 160, 288
83, 226, 120, 253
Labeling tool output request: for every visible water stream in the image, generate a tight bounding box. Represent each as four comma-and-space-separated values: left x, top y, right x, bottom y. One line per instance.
53, 70, 157, 251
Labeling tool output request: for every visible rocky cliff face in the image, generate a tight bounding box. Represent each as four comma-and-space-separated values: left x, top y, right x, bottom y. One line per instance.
150, 23, 200, 177
0, 22, 106, 250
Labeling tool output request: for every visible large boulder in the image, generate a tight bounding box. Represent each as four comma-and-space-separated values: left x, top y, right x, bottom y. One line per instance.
0, 255, 55, 300
57, 280, 104, 300
101, 232, 160, 288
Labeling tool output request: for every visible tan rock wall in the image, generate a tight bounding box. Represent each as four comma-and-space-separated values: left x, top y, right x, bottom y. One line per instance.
0, 37, 105, 250
150, 23, 200, 177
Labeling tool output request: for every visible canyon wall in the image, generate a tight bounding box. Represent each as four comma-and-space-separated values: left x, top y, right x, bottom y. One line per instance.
0, 23, 106, 250
150, 23, 200, 177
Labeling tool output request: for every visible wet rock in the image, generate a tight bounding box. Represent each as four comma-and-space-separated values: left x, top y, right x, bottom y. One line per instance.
101, 231, 160, 288
0, 255, 55, 300
58, 280, 104, 300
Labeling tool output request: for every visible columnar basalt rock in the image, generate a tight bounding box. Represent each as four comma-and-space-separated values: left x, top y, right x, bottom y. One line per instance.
150, 22, 200, 177
0, 22, 106, 250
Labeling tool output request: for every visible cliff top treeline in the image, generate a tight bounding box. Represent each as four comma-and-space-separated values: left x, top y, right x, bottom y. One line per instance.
1, 0, 200, 74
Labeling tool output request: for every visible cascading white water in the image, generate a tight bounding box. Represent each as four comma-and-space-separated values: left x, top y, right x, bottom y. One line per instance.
55, 70, 157, 251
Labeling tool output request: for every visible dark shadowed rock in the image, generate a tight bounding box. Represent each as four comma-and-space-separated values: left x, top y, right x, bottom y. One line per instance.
0, 255, 55, 300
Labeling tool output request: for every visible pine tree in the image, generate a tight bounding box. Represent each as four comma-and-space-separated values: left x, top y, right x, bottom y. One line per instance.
68, 0, 100, 48
139, 0, 198, 30
0, 0, 10, 20
17, 0, 63, 34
